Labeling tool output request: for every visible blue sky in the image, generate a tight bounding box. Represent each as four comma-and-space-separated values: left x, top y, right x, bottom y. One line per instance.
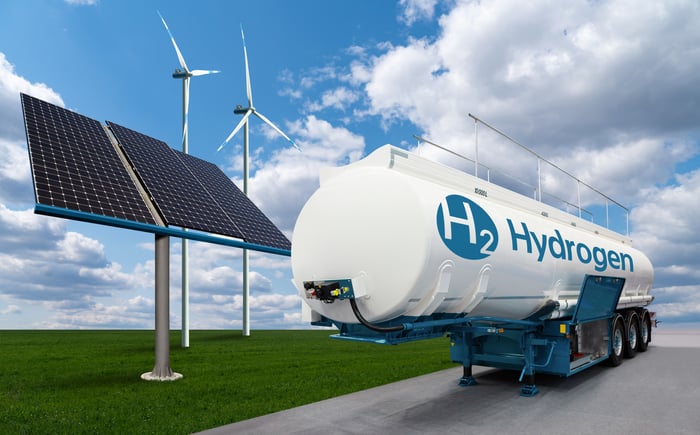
1, 0, 699, 330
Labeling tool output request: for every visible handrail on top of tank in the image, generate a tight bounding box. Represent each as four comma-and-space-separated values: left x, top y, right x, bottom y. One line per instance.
411, 116, 630, 236
413, 134, 596, 223
467, 114, 629, 235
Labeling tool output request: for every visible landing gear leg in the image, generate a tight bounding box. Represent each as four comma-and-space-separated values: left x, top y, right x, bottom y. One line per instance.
520, 373, 539, 397
459, 365, 478, 386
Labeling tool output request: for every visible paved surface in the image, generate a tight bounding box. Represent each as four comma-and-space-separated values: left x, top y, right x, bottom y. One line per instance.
199, 329, 700, 435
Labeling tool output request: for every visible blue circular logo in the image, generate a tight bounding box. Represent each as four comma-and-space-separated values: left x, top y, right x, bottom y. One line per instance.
436, 194, 498, 260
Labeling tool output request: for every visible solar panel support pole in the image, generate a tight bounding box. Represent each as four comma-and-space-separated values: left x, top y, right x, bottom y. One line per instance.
242, 120, 251, 337
142, 234, 183, 381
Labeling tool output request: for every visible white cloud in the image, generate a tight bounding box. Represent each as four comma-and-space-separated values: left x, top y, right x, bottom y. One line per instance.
0, 53, 63, 142
57, 231, 106, 266
244, 115, 366, 233
42, 299, 152, 329
0, 53, 64, 206
631, 169, 700, 288
1, 304, 20, 315
548, 137, 695, 207
399, 0, 439, 25
307, 87, 360, 112
188, 293, 303, 329
0, 206, 153, 307
0, 138, 33, 205
365, 0, 700, 154
651, 285, 700, 323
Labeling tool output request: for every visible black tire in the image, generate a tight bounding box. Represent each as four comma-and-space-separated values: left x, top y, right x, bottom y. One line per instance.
607, 314, 625, 367
624, 311, 640, 358
638, 310, 651, 352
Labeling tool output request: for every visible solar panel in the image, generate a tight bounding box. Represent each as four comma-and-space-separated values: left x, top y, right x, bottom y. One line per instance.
107, 121, 247, 240
20, 93, 157, 225
179, 154, 291, 250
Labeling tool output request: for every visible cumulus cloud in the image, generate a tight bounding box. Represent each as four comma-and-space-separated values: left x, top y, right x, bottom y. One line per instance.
188, 293, 303, 329
0, 53, 64, 206
0, 304, 21, 315
307, 87, 360, 112
0, 138, 33, 205
631, 169, 700, 288
399, 0, 439, 25
0, 208, 148, 302
651, 285, 700, 323
42, 298, 153, 329
0, 53, 63, 142
549, 137, 695, 207
243, 115, 366, 233
363, 0, 700, 156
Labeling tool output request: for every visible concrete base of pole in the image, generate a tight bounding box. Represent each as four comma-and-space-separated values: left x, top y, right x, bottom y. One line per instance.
140, 371, 183, 382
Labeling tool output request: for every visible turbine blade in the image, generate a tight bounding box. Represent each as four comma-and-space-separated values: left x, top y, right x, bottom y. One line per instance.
241, 24, 253, 107
217, 110, 252, 152
190, 69, 221, 77
158, 10, 189, 72
253, 111, 302, 152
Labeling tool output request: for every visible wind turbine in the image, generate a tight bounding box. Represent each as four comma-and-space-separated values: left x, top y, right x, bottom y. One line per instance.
158, 10, 220, 348
218, 25, 300, 337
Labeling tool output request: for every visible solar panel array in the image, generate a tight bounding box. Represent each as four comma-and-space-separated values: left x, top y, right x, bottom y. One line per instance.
21, 93, 157, 225
20, 93, 290, 252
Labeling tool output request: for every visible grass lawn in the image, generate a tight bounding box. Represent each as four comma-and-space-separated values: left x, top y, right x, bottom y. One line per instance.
0, 330, 457, 434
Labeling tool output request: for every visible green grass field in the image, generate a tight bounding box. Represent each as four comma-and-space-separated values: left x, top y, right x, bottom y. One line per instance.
1, 330, 457, 434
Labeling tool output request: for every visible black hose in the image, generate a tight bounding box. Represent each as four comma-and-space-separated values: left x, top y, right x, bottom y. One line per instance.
349, 298, 405, 333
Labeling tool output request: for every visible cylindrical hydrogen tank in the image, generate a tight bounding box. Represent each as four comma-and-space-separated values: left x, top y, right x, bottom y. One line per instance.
292, 145, 654, 324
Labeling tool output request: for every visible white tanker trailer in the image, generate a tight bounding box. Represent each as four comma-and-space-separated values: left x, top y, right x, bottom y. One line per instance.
292, 144, 655, 396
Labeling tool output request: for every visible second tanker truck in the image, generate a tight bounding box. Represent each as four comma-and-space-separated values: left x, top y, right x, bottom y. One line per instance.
292, 128, 654, 396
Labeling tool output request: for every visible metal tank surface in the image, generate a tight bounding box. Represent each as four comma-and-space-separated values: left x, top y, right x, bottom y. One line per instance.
292, 145, 654, 325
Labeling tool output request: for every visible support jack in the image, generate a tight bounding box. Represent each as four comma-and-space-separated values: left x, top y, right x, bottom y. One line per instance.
459, 376, 478, 387
458, 366, 478, 386
520, 384, 539, 397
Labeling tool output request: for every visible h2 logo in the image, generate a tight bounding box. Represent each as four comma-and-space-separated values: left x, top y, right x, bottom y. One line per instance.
436, 194, 498, 260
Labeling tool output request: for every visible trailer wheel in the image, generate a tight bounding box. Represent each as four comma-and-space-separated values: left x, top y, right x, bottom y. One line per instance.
638, 310, 651, 352
624, 311, 640, 358
608, 314, 625, 367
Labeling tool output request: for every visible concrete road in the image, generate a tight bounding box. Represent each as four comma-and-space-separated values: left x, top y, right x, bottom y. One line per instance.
199, 329, 700, 435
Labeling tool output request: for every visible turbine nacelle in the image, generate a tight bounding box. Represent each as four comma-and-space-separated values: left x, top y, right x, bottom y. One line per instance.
172, 69, 190, 79
234, 104, 250, 115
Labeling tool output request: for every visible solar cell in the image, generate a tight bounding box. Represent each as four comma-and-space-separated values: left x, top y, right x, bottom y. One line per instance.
20, 93, 157, 225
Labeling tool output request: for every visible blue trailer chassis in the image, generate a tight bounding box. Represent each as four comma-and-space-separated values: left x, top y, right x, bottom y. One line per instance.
309, 275, 626, 396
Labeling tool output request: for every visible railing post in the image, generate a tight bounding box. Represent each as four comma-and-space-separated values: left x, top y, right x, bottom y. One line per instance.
537, 158, 542, 202
474, 117, 479, 178
577, 181, 581, 218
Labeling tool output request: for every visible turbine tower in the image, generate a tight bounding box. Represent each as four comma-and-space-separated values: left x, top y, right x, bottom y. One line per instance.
218, 25, 300, 337
158, 11, 220, 348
